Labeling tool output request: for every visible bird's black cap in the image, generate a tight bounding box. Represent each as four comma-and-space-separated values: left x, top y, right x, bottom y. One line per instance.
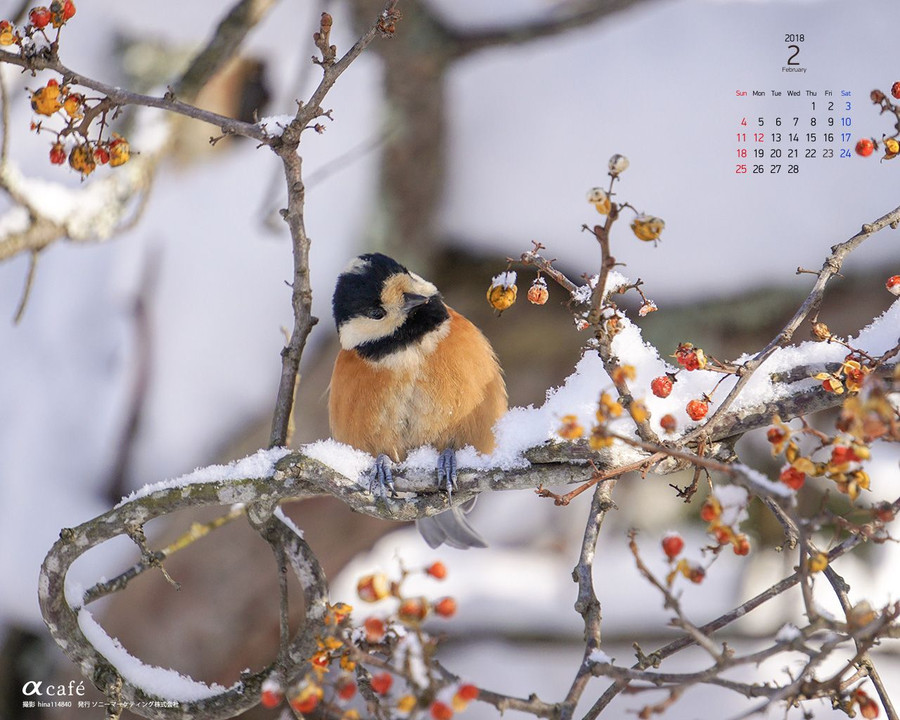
332, 253, 408, 329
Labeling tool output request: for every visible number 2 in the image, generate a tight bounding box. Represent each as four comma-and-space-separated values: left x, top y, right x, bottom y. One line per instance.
787, 45, 800, 65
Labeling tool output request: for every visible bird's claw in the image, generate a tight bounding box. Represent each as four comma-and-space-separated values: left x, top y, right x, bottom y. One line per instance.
369, 453, 397, 498
437, 448, 457, 498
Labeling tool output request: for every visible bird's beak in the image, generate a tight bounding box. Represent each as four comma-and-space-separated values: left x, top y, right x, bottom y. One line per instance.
403, 293, 429, 311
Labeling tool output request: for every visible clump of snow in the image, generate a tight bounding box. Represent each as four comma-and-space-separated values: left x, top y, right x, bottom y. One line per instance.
302, 439, 372, 482
588, 648, 613, 665
732, 299, 900, 413
734, 463, 794, 499
257, 114, 296, 137
117, 447, 291, 506
715, 484, 750, 528
78, 606, 230, 701
489, 270, 517, 288
775, 623, 801, 643
274, 506, 304, 538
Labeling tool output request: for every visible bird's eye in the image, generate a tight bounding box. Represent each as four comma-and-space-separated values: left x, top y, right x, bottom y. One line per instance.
365, 307, 386, 320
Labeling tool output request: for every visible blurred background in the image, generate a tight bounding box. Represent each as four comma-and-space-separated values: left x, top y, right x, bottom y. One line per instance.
0, 0, 898, 717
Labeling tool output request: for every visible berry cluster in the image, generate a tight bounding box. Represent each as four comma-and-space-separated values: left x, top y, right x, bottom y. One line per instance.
5, 3, 133, 177
854, 81, 900, 161
258, 561, 478, 718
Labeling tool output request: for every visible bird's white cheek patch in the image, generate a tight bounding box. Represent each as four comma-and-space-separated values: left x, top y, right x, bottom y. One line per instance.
370, 320, 450, 372
338, 312, 406, 350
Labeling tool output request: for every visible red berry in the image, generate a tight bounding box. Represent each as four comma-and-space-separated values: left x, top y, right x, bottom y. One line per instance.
830, 446, 860, 466
856, 138, 875, 157
49, 142, 66, 165
93, 146, 110, 164
887, 275, 900, 296
892, 81, 900, 100
434, 596, 457, 618
29, 6, 51, 28
661, 533, 684, 559
650, 375, 674, 398
337, 679, 357, 701
779, 466, 805, 490
733, 535, 751, 556
456, 684, 479, 702
260, 689, 282, 708
363, 616, 386, 643
686, 399, 708, 421
260, 679, 283, 709
700, 498, 720, 522
371, 672, 393, 695
62, 0, 76, 20
659, 413, 677, 434
430, 700, 454, 720
426, 561, 447, 579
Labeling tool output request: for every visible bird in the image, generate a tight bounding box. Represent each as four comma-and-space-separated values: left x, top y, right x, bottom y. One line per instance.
328, 253, 507, 548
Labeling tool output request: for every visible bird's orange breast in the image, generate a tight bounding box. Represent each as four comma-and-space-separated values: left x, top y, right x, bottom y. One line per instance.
329, 308, 507, 461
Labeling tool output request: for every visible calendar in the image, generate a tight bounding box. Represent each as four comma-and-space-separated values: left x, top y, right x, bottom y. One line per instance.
734, 34, 855, 176
734, 87, 854, 176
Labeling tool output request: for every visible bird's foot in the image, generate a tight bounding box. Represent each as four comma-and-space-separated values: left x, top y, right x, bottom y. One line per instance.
368, 453, 397, 498
437, 448, 457, 498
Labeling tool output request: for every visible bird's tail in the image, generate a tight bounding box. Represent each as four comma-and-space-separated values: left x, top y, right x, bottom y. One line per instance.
415, 498, 487, 549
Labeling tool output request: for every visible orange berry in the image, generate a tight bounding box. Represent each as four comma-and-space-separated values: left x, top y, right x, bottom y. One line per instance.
370, 672, 393, 695
108, 135, 131, 167
260, 679, 283, 709
700, 497, 721, 522
337, 678, 357, 701
527, 278, 549, 305
456, 684, 479, 702
686, 398, 709, 421
68, 144, 95, 176
856, 138, 875, 157
430, 700, 454, 720
426, 561, 447, 579
733, 534, 751, 556
29, 7, 51, 28
661, 533, 684, 559
650, 375, 674, 398
659, 413, 677, 434
363, 616, 386, 643
433, 596, 457, 618
886, 275, 900, 296
357, 573, 389, 602
674, 342, 707, 371
49, 142, 66, 165
398, 597, 429, 623
779, 466, 805, 490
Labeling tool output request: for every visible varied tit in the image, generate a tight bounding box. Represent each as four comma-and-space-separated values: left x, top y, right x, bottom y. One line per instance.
329, 253, 507, 549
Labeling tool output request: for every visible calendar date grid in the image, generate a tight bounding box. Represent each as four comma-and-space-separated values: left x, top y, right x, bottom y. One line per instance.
734, 88, 853, 175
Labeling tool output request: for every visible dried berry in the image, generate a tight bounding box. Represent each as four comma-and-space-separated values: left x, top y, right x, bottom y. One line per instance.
586, 186, 611, 214
29, 6, 51, 28
686, 398, 709, 421
650, 375, 674, 398
108, 135, 131, 167
855, 138, 875, 157
527, 277, 549, 305
487, 271, 517, 312
779, 466, 805, 490
631, 213, 665, 243
49, 142, 66, 165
